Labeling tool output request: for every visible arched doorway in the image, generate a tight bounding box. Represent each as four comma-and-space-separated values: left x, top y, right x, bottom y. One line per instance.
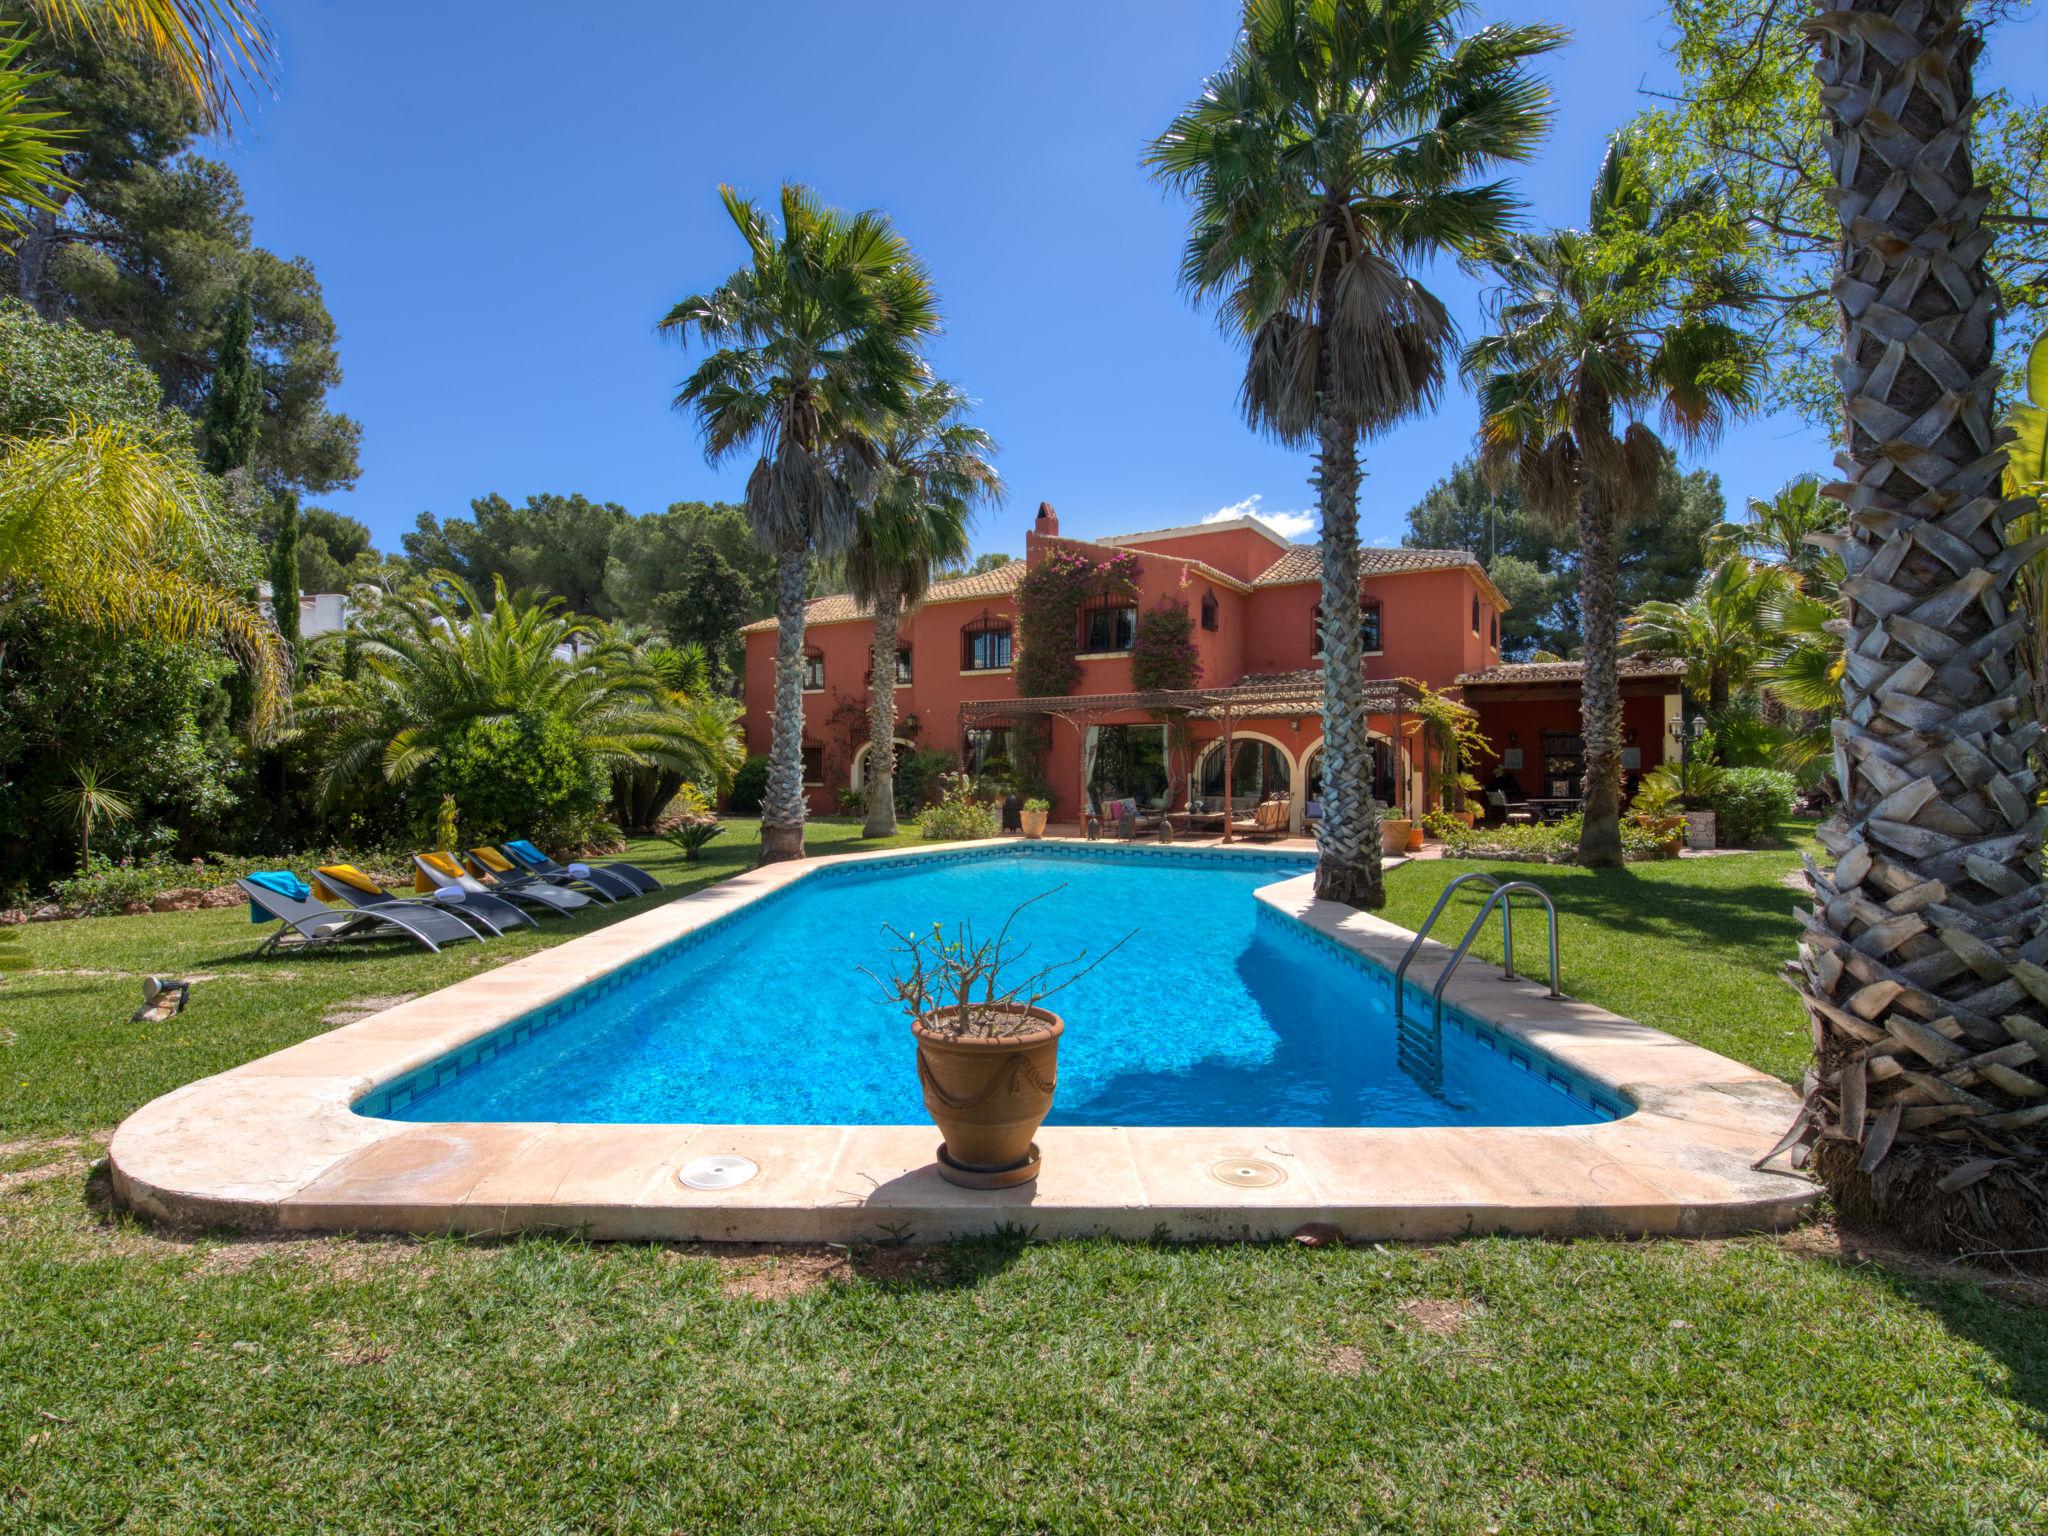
1193, 734, 1296, 822
849, 737, 917, 794
1302, 734, 1397, 830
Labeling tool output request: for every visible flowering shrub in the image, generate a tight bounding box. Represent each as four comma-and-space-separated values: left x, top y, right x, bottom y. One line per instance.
1014, 547, 1141, 697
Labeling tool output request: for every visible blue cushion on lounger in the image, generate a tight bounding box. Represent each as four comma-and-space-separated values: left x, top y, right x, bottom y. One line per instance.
246, 869, 311, 921
506, 839, 548, 864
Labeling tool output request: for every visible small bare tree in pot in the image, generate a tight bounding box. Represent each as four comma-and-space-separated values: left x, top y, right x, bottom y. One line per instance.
869, 888, 1130, 1188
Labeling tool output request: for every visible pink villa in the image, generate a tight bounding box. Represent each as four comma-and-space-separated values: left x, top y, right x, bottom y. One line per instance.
739, 505, 1684, 832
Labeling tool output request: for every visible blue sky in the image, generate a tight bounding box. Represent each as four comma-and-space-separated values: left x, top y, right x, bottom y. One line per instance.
218, 1, 1857, 558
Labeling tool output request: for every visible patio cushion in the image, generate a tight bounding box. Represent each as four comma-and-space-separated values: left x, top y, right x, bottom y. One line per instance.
246, 870, 310, 921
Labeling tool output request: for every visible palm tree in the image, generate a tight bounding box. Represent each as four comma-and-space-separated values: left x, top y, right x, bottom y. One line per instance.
0, 418, 287, 719
23, 1, 273, 125
1784, 2, 2048, 1254
1707, 476, 1836, 583
300, 573, 736, 807
847, 378, 1001, 838
1624, 555, 1785, 712
1464, 135, 1765, 865
1149, 0, 1560, 909
660, 185, 938, 864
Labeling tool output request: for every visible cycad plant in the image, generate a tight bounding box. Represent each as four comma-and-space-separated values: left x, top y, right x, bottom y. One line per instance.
0, 418, 286, 719
298, 573, 736, 841
1785, 2, 2048, 1255
1465, 134, 1766, 864
847, 378, 1001, 838
1149, 0, 1560, 908
661, 185, 938, 864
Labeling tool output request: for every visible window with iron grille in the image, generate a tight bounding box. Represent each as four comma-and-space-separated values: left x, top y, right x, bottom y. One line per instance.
894, 648, 912, 684
960, 611, 1012, 670
1200, 589, 1219, 631
801, 652, 825, 691
1312, 597, 1383, 653
801, 744, 824, 785
1079, 594, 1137, 652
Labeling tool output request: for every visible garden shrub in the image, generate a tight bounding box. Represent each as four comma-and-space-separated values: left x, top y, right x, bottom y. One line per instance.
727, 754, 771, 815
895, 748, 957, 814
1710, 767, 1797, 847
1428, 813, 1674, 864
916, 773, 1000, 841
1129, 602, 1201, 692
431, 712, 609, 847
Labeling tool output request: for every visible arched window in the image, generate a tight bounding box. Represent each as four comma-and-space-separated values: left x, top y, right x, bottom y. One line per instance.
1079, 592, 1138, 652
801, 651, 825, 691
1200, 588, 1219, 632
960, 611, 1012, 671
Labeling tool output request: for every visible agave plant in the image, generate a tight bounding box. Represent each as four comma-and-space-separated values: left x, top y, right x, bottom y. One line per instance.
297, 572, 738, 809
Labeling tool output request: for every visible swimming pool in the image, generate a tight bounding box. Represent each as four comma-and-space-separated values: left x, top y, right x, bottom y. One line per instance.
358, 847, 1622, 1129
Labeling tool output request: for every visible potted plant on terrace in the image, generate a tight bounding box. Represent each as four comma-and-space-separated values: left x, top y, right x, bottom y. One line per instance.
1019, 797, 1051, 839
869, 889, 1131, 1188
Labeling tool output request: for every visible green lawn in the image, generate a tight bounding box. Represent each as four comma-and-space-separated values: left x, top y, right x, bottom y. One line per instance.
3, 822, 2045, 1533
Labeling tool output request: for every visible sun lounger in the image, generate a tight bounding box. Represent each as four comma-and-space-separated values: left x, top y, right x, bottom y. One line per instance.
236, 877, 481, 956
1247, 797, 1291, 841
418, 851, 590, 914
501, 838, 658, 896
314, 863, 538, 937
461, 846, 611, 907
474, 843, 634, 901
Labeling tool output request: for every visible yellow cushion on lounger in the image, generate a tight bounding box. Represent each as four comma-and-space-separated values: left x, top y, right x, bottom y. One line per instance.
469, 846, 516, 873
315, 864, 380, 902
414, 852, 463, 894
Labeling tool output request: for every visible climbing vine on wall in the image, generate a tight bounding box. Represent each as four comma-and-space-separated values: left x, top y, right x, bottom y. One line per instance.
1130, 601, 1201, 694
1014, 547, 1142, 698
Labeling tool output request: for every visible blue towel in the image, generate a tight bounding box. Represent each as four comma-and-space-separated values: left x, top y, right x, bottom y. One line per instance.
247, 869, 310, 922
505, 839, 548, 866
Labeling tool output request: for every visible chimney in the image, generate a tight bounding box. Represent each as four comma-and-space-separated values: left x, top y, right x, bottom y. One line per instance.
1034, 501, 1060, 538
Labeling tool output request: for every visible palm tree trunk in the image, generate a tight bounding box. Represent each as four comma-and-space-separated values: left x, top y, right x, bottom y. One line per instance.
1790, 0, 2048, 1254
864, 569, 902, 838
1312, 407, 1385, 909
759, 540, 811, 865
1575, 477, 1625, 866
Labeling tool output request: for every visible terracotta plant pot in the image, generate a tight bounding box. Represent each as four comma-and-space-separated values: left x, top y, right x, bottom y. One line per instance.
1453, 810, 1477, 829
912, 1004, 1063, 1186
1405, 826, 1426, 852
1380, 818, 1411, 857
1019, 808, 1049, 840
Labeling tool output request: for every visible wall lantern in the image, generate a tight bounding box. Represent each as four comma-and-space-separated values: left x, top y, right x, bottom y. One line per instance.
903, 713, 920, 734
1625, 726, 1637, 745
1506, 730, 1519, 746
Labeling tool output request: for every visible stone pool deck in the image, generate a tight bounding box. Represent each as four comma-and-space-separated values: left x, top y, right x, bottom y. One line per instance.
109, 842, 1817, 1244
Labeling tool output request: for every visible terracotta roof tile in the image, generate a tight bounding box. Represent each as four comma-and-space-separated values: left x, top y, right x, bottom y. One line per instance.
740, 559, 1024, 634
1252, 544, 1507, 609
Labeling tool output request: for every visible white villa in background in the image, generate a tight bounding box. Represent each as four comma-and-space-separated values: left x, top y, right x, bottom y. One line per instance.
257, 584, 350, 639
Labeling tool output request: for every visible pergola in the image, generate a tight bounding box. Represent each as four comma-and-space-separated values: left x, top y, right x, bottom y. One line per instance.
959, 674, 1426, 838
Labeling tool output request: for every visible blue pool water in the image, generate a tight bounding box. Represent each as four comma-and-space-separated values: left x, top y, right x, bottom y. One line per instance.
362, 848, 1621, 1129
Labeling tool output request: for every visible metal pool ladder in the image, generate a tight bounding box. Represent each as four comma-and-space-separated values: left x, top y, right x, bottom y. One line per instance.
1392, 873, 1563, 1095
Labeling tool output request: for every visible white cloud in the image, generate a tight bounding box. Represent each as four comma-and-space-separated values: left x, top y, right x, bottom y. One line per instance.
1206, 495, 1317, 541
